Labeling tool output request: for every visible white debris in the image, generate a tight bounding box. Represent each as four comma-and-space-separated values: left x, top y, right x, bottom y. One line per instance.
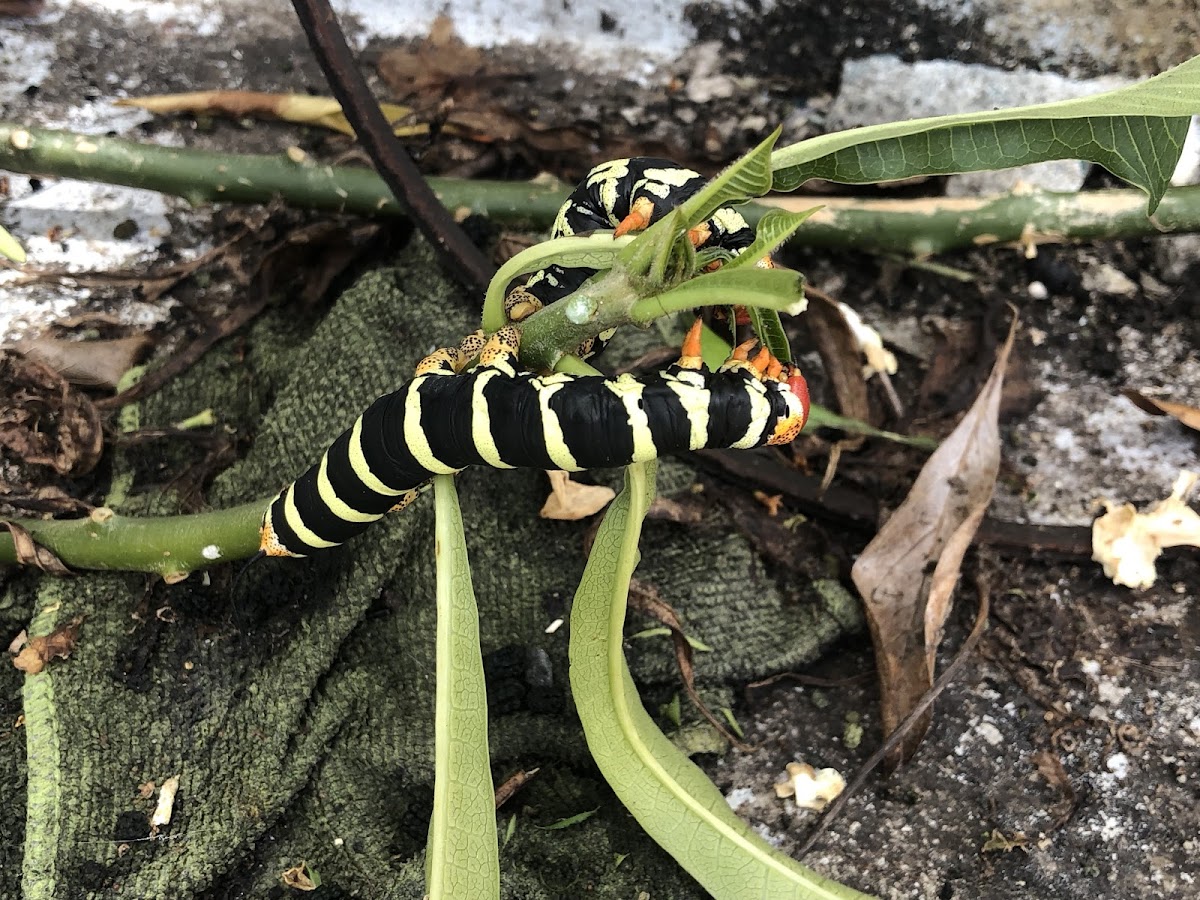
724, 787, 755, 810
200, 545, 222, 561
150, 775, 179, 833
1093, 471, 1200, 589
837, 302, 898, 378
1106, 753, 1129, 779
773, 762, 845, 811
976, 721, 1004, 746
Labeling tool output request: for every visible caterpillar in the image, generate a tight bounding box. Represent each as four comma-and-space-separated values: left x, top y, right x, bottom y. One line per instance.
259, 320, 809, 558
504, 157, 764, 357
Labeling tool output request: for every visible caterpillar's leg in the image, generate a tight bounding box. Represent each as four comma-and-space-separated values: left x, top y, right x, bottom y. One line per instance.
479, 325, 522, 373
675, 318, 706, 371
721, 339, 785, 382
388, 486, 425, 513
414, 331, 488, 377
613, 196, 656, 238
457, 329, 486, 362
414, 345, 466, 377
504, 285, 543, 324
721, 339, 810, 444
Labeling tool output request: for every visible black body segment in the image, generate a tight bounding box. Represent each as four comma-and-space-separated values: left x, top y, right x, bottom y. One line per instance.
262, 360, 806, 557
510, 157, 758, 359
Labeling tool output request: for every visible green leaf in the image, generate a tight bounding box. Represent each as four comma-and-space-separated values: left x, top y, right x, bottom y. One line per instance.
427, 476, 500, 900
805, 404, 938, 450
618, 128, 780, 276
630, 267, 805, 325
569, 462, 875, 900
0, 225, 25, 263
746, 305, 793, 364
674, 126, 781, 228
771, 56, 1200, 212
722, 208, 822, 271
539, 809, 599, 830
481, 234, 634, 332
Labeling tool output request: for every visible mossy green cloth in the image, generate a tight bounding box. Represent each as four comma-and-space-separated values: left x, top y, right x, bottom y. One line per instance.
0, 237, 861, 899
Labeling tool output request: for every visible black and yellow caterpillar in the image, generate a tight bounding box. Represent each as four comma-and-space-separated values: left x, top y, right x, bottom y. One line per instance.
503, 157, 762, 357
260, 322, 809, 558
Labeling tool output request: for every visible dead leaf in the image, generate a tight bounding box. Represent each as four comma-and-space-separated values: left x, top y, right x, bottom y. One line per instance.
1122, 389, 1200, 432
10, 335, 151, 389
11, 617, 83, 674
1031, 748, 1077, 829
1, 521, 71, 574
804, 290, 871, 451
118, 91, 415, 138
280, 861, 320, 891
981, 829, 1029, 853
1092, 471, 1200, 589
540, 471, 615, 520
0, 353, 103, 476
376, 15, 494, 100
752, 490, 784, 517
852, 315, 1017, 768
494, 767, 540, 809
645, 495, 706, 524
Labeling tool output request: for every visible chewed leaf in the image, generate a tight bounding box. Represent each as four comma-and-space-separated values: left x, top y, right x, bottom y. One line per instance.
772, 56, 1200, 212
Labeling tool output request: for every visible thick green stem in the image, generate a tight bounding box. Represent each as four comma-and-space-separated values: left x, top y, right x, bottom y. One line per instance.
4, 123, 1200, 253
762, 189, 1200, 255
0, 500, 267, 576
0, 123, 564, 226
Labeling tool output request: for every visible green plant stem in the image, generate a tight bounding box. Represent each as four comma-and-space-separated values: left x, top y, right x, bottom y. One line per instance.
4, 123, 1200, 254
0, 500, 266, 576
762, 190, 1200, 255
0, 123, 565, 226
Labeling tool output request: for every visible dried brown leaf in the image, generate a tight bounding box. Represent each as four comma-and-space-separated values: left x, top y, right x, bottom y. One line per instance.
1, 521, 71, 573
540, 470, 615, 520
12, 335, 152, 389
804, 291, 870, 451
1122, 389, 1200, 432
0, 352, 103, 476
11, 617, 83, 674
280, 862, 319, 892
376, 15, 492, 100
1031, 747, 1077, 828
118, 91, 413, 138
852, 315, 1017, 767
645, 495, 706, 525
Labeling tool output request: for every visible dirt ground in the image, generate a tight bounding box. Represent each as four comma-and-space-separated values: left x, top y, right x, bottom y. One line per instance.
1, 1, 1197, 899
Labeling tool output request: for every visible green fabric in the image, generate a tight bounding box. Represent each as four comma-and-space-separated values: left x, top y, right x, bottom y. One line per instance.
0, 237, 861, 899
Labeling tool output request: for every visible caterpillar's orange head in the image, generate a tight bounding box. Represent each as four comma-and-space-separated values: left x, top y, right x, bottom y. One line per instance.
768, 365, 810, 445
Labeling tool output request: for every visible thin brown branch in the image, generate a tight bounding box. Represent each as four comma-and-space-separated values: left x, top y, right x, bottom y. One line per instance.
289, 0, 495, 294
795, 572, 992, 859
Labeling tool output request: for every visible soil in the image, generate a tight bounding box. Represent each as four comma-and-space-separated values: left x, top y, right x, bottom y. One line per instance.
1, 1, 1197, 899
